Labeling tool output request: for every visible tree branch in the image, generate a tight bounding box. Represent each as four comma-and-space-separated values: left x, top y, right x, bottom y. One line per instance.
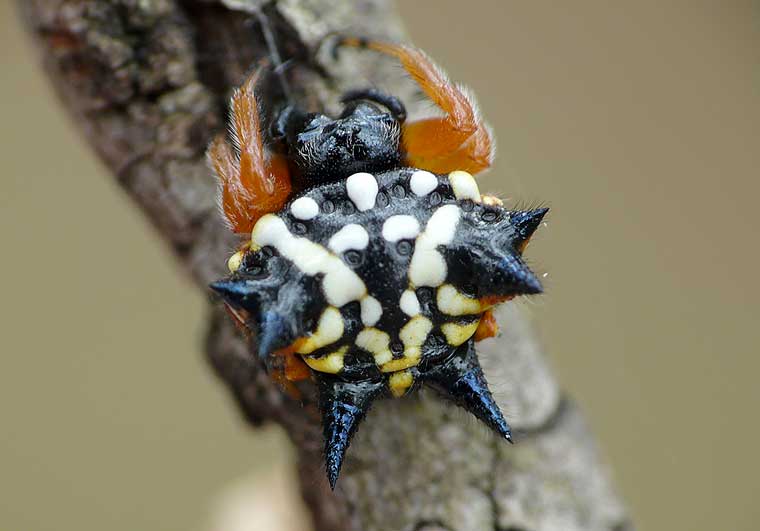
19, 1, 631, 530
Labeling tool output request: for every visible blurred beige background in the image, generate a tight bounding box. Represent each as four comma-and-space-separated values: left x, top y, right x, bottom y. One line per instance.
1, 1, 758, 530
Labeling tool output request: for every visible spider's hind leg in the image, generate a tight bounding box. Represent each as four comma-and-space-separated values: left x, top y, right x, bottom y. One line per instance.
332, 37, 494, 175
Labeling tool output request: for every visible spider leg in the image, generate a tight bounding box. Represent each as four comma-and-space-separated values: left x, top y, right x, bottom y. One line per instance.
207, 65, 292, 234
335, 37, 494, 174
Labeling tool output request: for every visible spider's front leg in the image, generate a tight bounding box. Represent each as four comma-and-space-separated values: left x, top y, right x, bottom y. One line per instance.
207, 67, 292, 234
335, 38, 494, 175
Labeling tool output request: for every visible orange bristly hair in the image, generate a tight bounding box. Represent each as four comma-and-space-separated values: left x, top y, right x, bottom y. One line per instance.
208, 71, 292, 234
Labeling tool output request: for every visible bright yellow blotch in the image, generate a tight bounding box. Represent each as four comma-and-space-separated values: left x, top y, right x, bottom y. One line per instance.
400, 315, 433, 347
436, 284, 482, 315
303, 346, 347, 374
356, 328, 393, 365
381, 316, 433, 372
381, 352, 421, 373
388, 370, 414, 397
227, 250, 245, 272
295, 307, 344, 354
441, 320, 481, 347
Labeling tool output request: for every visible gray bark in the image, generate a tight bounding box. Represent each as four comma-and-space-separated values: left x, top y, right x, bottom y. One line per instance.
19, 1, 631, 530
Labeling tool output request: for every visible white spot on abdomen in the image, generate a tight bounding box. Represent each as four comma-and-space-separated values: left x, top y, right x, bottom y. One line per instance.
360, 296, 382, 326
290, 197, 319, 220
400, 289, 421, 316
251, 215, 366, 306
346, 172, 379, 212
410, 170, 438, 196
329, 224, 369, 254
449, 170, 481, 202
409, 205, 461, 287
382, 215, 420, 242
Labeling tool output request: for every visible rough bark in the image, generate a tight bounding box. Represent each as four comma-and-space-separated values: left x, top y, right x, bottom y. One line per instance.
19, 1, 631, 530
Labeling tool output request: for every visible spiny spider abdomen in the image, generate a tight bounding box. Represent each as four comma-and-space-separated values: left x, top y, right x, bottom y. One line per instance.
208, 37, 548, 489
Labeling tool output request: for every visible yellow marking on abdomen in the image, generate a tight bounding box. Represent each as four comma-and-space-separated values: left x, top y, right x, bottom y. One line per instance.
437, 284, 482, 315
356, 328, 393, 365
227, 250, 245, 272
381, 351, 421, 373
389, 370, 414, 397
303, 346, 348, 374
380, 316, 433, 373
441, 320, 481, 347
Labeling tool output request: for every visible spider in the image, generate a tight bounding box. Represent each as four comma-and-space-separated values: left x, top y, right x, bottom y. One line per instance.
209, 37, 547, 489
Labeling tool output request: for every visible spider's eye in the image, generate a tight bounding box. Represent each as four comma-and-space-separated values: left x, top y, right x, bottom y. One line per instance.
299, 114, 330, 139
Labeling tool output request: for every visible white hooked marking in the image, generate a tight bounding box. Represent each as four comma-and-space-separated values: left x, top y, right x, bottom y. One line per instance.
251, 215, 366, 306
410, 170, 438, 196
346, 172, 379, 212
400, 289, 421, 316
290, 197, 320, 220
360, 296, 382, 327
328, 224, 369, 254
449, 170, 481, 202
296, 307, 344, 354
382, 215, 420, 242
408, 205, 461, 287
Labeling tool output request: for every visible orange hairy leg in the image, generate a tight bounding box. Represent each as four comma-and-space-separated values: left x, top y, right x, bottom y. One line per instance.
207, 67, 292, 233
480, 294, 515, 309
274, 339, 311, 382
270, 341, 311, 400
474, 310, 499, 342
337, 38, 494, 174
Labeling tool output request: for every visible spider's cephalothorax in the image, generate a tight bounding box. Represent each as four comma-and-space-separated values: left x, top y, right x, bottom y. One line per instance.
208, 38, 547, 489
272, 92, 405, 188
